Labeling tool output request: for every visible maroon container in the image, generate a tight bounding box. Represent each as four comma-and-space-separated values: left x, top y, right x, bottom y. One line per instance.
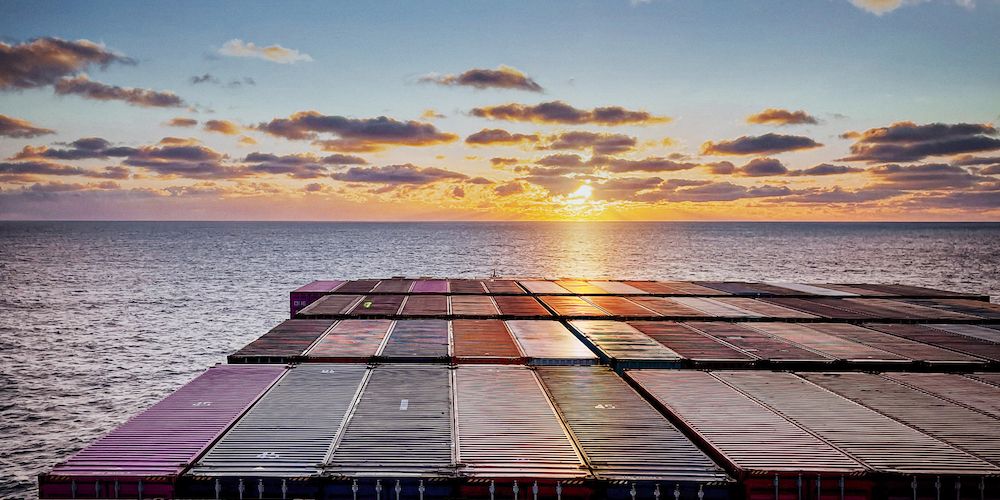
452, 320, 523, 363
451, 295, 500, 316
399, 295, 449, 316
289, 280, 345, 316
629, 321, 755, 363
411, 279, 449, 293
538, 295, 609, 317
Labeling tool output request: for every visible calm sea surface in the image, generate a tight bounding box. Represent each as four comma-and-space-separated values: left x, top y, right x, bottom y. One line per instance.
1, 221, 999, 498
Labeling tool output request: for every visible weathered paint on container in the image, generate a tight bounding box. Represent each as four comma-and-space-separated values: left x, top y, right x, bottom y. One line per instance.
304, 319, 392, 361
518, 280, 572, 294
371, 279, 414, 293
582, 295, 657, 316
453, 365, 587, 478
290, 280, 345, 316
746, 323, 908, 363
349, 294, 405, 316
928, 323, 1000, 343
39, 364, 285, 499
411, 279, 449, 293
326, 364, 453, 476
628, 322, 754, 363
449, 279, 486, 293
569, 320, 682, 366
538, 295, 610, 317
228, 319, 335, 363
883, 372, 1000, 418
452, 320, 523, 363
628, 296, 711, 317
379, 320, 450, 361
536, 366, 730, 482
189, 364, 367, 477
625, 369, 866, 476
493, 296, 551, 317
506, 320, 598, 365
586, 281, 649, 295
686, 322, 831, 363
296, 294, 363, 317
913, 299, 1000, 319
482, 279, 524, 294
806, 323, 984, 365
864, 324, 1000, 362
399, 295, 449, 316
450, 295, 500, 316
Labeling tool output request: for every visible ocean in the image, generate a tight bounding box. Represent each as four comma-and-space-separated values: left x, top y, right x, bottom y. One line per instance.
1, 221, 998, 498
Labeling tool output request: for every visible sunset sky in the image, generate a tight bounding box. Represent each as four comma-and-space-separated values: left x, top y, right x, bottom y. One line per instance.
1, 0, 998, 220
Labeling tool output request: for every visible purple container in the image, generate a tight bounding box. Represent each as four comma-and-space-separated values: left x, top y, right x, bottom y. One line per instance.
290, 280, 345, 317
39, 364, 285, 499
411, 279, 449, 293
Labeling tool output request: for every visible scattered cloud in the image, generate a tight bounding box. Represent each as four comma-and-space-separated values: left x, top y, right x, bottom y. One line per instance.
54, 75, 185, 108
471, 101, 669, 126
868, 163, 996, 190
701, 133, 822, 155
593, 156, 698, 173
636, 181, 793, 203
778, 186, 902, 204
121, 137, 242, 179
0, 37, 133, 90
331, 164, 469, 189
203, 119, 242, 135
848, 0, 975, 16
746, 108, 819, 126
0, 160, 129, 180
542, 131, 636, 155
12, 137, 136, 160
421, 109, 446, 120
242, 152, 366, 179
421, 65, 543, 92
166, 117, 198, 128
787, 163, 865, 176
218, 39, 312, 64
0, 114, 55, 138
257, 111, 458, 151
465, 128, 539, 145
839, 121, 1000, 163
737, 157, 789, 177
190, 73, 256, 88
494, 181, 525, 197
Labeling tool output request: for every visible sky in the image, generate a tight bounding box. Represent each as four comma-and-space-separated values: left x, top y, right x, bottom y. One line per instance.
0, 0, 998, 221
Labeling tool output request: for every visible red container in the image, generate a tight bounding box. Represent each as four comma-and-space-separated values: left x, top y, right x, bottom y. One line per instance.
411, 279, 449, 293
289, 280, 345, 316
493, 296, 551, 317
451, 295, 500, 316
371, 278, 414, 292
350, 294, 406, 316
865, 324, 1000, 362
452, 320, 523, 363
538, 295, 609, 317
482, 280, 525, 294
449, 279, 487, 293
628, 321, 754, 363
746, 323, 908, 363
806, 323, 983, 366
760, 298, 873, 320
296, 294, 363, 317
713, 297, 818, 319
228, 319, 335, 363
399, 295, 449, 316
335, 279, 381, 293
629, 297, 711, 317
686, 322, 831, 363
304, 319, 392, 361
582, 296, 655, 316
554, 280, 609, 294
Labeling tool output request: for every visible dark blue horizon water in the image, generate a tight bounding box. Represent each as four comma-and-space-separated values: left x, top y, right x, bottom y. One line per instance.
1, 221, 999, 498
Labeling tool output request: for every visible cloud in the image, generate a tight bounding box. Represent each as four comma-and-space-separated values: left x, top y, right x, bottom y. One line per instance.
518, 174, 587, 196
982, 164, 1000, 175
839, 121, 1000, 163
701, 133, 822, 155
591, 176, 665, 201
203, 119, 242, 135
900, 190, 1000, 211
746, 108, 818, 126
471, 101, 669, 126
465, 128, 539, 145
736, 157, 789, 177
242, 152, 365, 179
331, 164, 469, 187
848, 0, 974, 15
0, 160, 129, 179
450, 185, 466, 198
257, 111, 457, 151
778, 186, 902, 204
421, 65, 542, 92
121, 138, 243, 179
190, 73, 255, 88
190, 73, 218, 85
787, 163, 865, 176
867, 163, 995, 190
166, 117, 198, 128
705, 161, 735, 175
12, 137, 137, 160
421, 109, 446, 120
638, 181, 793, 203
0, 37, 133, 90
494, 181, 525, 197
0, 114, 54, 138
54, 75, 185, 108
542, 131, 636, 155
22, 180, 121, 193
218, 39, 312, 64
592, 156, 698, 173
952, 155, 1000, 167
490, 157, 521, 167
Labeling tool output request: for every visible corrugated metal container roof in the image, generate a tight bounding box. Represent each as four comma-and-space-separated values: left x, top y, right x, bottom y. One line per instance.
586, 281, 648, 295
293, 280, 346, 293
712, 297, 817, 319
686, 322, 831, 362
449, 279, 486, 293
659, 281, 732, 295
538, 295, 609, 317
746, 323, 908, 363
519, 280, 571, 294
817, 284, 890, 296
582, 295, 656, 316
450, 295, 500, 316
671, 297, 761, 318
493, 296, 551, 317
555, 280, 609, 294
846, 284, 976, 297
929, 323, 1000, 344
335, 280, 381, 294
915, 299, 1000, 319
628, 296, 711, 317
506, 320, 598, 365
454, 365, 586, 478
371, 279, 414, 293
482, 279, 524, 294
838, 298, 974, 320
760, 298, 872, 320
327, 364, 453, 476
715, 371, 998, 475
763, 282, 858, 297
190, 364, 366, 477
350, 294, 405, 316
806, 323, 983, 365
800, 372, 1000, 467
297, 295, 363, 317
537, 366, 730, 482
864, 324, 1000, 362
569, 320, 682, 364
47, 365, 284, 478
229, 319, 335, 363
399, 295, 449, 316
305, 319, 392, 361
379, 320, 450, 360
452, 320, 523, 362
628, 322, 754, 362
412, 279, 449, 293
970, 372, 1000, 387
625, 370, 866, 475
693, 282, 790, 296
883, 372, 1000, 418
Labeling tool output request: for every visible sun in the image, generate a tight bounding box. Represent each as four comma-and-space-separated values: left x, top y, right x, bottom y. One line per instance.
565, 182, 593, 205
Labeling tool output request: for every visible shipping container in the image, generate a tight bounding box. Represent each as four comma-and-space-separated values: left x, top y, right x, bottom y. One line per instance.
304, 319, 392, 362
686, 323, 831, 363
582, 295, 657, 317
746, 323, 908, 363
762, 282, 858, 297
803, 323, 984, 365
453, 365, 587, 478
536, 366, 730, 482
335, 280, 382, 294
189, 364, 367, 478
449, 279, 487, 294
379, 320, 450, 361
39, 365, 285, 499
506, 320, 598, 365
482, 279, 525, 294
883, 372, 1000, 418
326, 364, 453, 476
568, 320, 682, 367
452, 320, 523, 363
715, 371, 998, 475
623, 281, 686, 294
628, 322, 755, 363
296, 294, 364, 317
712, 297, 818, 319
289, 280, 345, 316
519, 280, 572, 294
969, 373, 1000, 387
628, 296, 712, 317
864, 324, 999, 362
399, 295, 449, 316
800, 373, 1000, 467
371, 279, 414, 293
228, 319, 335, 363
817, 284, 893, 296
760, 298, 873, 320
625, 370, 866, 476
493, 296, 551, 317
837, 298, 974, 320
555, 280, 609, 294
538, 295, 610, 317
586, 281, 649, 295
349, 294, 406, 316
670, 297, 762, 318
929, 323, 1000, 343
412, 279, 449, 293
450, 295, 500, 316
912, 299, 1000, 319
693, 282, 791, 296
844, 284, 980, 298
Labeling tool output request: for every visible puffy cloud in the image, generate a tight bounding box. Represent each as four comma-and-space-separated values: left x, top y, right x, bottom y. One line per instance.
701, 133, 822, 155
421, 109, 446, 120
490, 157, 520, 167
637, 182, 793, 203
705, 161, 736, 175
592, 156, 698, 173
471, 101, 669, 126
867, 163, 995, 190
465, 128, 539, 145
12, 138, 137, 160
746, 108, 818, 126
982, 164, 1000, 175
591, 177, 665, 201
0, 160, 129, 179
54, 75, 185, 108
542, 131, 636, 155
778, 186, 902, 204
190, 74, 217, 85
840, 121, 1000, 163
421, 65, 542, 92
737, 157, 789, 177
450, 185, 466, 198
518, 174, 587, 196
242, 152, 366, 178
203, 119, 242, 135
494, 181, 525, 197
23, 180, 120, 192
121, 138, 242, 179
900, 190, 1000, 210
0, 37, 133, 90
166, 117, 198, 128
953, 155, 1000, 167
787, 163, 865, 176
331, 164, 469, 186
218, 39, 312, 64
0, 114, 54, 138
190, 73, 256, 88
257, 111, 457, 151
